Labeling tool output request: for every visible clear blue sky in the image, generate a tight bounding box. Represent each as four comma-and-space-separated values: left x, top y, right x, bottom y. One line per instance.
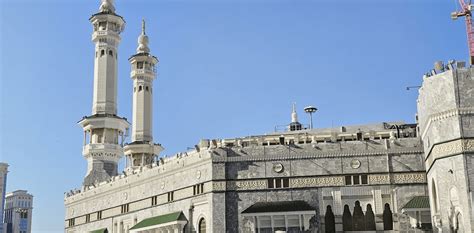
0, 0, 467, 232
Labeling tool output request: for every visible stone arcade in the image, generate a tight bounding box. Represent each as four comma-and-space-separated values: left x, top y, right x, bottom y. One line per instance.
64, 1, 474, 233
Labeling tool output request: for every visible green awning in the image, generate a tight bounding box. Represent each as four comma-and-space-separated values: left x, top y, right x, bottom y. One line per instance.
90, 228, 108, 233
130, 212, 187, 230
402, 196, 430, 210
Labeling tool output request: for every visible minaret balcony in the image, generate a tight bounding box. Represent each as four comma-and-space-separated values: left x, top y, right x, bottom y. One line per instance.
124, 143, 163, 156
82, 143, 124, 158
92, 30, 120, 41
78, 115, 130, 133
131, 68, 155, 78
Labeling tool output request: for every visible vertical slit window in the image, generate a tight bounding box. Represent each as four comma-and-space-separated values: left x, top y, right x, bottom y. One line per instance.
345, 176, 352, 185
268, 178, 274, 188
353, 175, 360, 185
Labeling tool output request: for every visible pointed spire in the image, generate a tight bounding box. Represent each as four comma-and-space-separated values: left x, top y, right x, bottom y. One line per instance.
137, 19, 150, 54
142, 19, 146, 35
291, 102, 298, 123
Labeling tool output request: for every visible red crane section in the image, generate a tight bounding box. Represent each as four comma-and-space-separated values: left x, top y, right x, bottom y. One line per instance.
452, 0, 474, 64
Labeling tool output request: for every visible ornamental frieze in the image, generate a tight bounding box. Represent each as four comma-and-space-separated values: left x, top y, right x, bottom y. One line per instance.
393, 172, 426, 184
430, 140, 464, 158
227, 180, 267, 190
290, 176, 344, 188
212, 181, 226, 191
426, 139, 474, 169
368, 174, 390, 185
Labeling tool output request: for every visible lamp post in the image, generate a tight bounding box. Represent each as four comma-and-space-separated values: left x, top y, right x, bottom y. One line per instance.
304, 106, 318, 129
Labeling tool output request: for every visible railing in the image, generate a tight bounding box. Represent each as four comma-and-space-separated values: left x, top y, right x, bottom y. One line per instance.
92, 30, 119, 39
131, 69, 155, 77
273, 124, 310, 132
83, 143, 122, 154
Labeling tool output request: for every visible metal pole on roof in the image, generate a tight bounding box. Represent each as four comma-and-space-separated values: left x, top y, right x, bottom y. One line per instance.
304, 106, 318, 129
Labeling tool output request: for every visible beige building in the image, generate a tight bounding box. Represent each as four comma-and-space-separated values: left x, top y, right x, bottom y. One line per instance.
4, 190, 33, 233
0, 163, 8, 233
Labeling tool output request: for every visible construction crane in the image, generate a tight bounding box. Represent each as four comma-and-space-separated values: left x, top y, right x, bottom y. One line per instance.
452, 0, 474, 64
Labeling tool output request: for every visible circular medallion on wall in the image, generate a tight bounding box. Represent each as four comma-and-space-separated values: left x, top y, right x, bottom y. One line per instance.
273, 163, 284, 173
351, 159, 361, 169
161, 181, 165, 190
196, 170, 202, 179
122, 192, 128, 201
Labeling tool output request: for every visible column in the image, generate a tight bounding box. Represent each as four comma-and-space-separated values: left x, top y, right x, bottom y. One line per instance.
332, 189, 342, 214
373, 188, 384, 231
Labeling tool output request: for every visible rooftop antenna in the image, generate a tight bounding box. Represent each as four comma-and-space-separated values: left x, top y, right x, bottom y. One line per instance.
406, 86, 421, 91
452, 0, 474, 64
304, 106, 318, 129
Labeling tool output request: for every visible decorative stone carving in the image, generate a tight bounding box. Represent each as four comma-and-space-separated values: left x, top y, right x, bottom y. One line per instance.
212, 181, 226, 191
273, 163, 284, 173
227, 180, 267, 190
393, 172, 426, 184
368, 174, 390, 185
290, 176, 344, 188
351, 159, 361, 169
426, 139, 474, 168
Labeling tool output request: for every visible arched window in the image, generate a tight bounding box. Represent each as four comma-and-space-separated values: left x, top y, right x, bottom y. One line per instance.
325, 205, 335, 233
198, 218, 206, 233
365, 204, 376, 230
101, 50, 105, 57
109, 50, 113, 56
383, 203, 393, 230
342, 204, 352, 231
139, 86, 142, 92
352, 201, 365, 230
145, 86, 149, 92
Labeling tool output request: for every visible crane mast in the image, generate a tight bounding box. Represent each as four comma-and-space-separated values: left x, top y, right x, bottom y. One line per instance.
452, 0, 474, 64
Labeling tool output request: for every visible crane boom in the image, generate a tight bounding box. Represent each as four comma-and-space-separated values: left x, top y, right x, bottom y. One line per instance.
453, 0, 474, 64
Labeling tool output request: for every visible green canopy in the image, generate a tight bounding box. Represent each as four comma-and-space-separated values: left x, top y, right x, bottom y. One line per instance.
402, 196, 430, 210
130, 212, 187, 230
90, 228, 108, 233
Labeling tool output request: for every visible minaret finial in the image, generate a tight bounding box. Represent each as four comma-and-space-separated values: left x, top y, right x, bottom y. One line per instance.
137, 20, 150, 54
291, 102, 298, 123
142, 19, 146, 35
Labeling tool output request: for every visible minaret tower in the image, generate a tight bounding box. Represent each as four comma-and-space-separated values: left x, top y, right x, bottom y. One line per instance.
78, 0, 130, 186
124, 20, 163, 169
289, 103, 302, 131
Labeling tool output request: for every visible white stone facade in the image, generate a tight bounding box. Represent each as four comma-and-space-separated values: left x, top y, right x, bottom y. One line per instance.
79, 0, 130, 187
417, 63, 474, 232
65, 2, 474, 233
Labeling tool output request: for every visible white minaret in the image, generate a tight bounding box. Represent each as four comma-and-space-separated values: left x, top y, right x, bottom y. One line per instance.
124, 20, 163, 169
289, 103, 302, 131
78, 0, 130, 186
291, 102, 298, 123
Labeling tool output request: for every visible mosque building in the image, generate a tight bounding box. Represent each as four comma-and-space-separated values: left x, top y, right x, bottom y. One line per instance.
64, 1, 474, 232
